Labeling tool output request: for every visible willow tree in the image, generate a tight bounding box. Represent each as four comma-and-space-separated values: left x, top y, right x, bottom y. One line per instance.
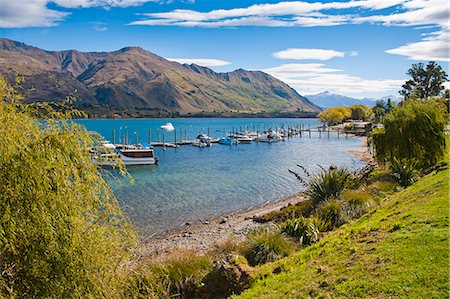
0, 77, 137, 297
372, 98, 447, 169
317, 107, 351, 125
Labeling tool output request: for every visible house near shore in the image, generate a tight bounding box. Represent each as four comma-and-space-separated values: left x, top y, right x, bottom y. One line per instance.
343, 120, 372, 129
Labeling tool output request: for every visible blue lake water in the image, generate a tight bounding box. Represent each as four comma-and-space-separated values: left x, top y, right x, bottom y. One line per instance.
76, 118, 366, 237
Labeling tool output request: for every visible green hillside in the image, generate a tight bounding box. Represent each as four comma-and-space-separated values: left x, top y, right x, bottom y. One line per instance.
236, 168, 449, 298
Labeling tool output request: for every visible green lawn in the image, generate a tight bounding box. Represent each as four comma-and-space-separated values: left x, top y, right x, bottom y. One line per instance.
236, 168, 450, 298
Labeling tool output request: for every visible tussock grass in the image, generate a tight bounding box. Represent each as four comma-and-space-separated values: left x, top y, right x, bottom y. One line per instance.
306, 168, 350, 205
125, 250, 212, 299
280, 216, 319, 245
240, 228, 297, 266
253, 200, 313, 223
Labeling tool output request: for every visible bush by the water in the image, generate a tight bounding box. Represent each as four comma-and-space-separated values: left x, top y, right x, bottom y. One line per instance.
306, 167, 350, 205
342, 190, 373, 219
280, 216, 319, 245
125, 250, 212, 298
253, 199, 313, 223
316, 200, 346, 231
372, 99, 447, 169
241, 227, 296, 266
0, 77, 137, 297
390, 157, 419, 187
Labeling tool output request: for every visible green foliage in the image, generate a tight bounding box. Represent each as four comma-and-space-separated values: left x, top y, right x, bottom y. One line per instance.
0, 77, 137, 297
349, 104, 374, 121
400, 61, 448, 100
317, 107, 351, 125
241, 228, 296, 266
125, 251, 212, 299
342, 190, 373, 219
373, 99, 447, 169
390, 157, 418, 187
316, 200, 346, 231
306, 167, 350, 205
280, 216, 319, 245
253, 200, 313, 223
373, 100, 387, 123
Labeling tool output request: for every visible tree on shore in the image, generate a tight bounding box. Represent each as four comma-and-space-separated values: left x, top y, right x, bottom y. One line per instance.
372, 99, 447, 169
349, 104, 374, 121
0, 77, 137, 297
373, 100, 387, 123
317, 107, 351, 125
400, 61, 448, 100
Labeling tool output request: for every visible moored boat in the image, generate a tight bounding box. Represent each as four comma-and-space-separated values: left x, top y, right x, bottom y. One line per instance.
192, 134, 212, 147
218, 136, 239, 145
91, 142, 158, 166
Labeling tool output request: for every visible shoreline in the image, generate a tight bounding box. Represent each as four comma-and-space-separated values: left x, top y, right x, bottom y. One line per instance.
138, 135, 372, 258
138, 192, 307, 258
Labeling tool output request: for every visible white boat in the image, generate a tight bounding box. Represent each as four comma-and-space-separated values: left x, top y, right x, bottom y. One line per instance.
192, 134, 212, 147
257, 132, 283, 143
91, 142, 158, 166
118, 147, 159, 165
161, 122, 174, 132
234, 134, 252, 144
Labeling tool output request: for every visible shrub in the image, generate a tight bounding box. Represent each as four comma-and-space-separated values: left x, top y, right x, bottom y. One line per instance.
390, 157, 418, 187
306, 167, 350, 205
125, 250, 212, 298
241, 227, 296, 266
349, 104, 374, 121
0, 77, 136, 297
372, 99, 447, 169
253, 200, 313, 223
342, 190, 372, 219
281, 216, 319, 245
317, 200, 346, 231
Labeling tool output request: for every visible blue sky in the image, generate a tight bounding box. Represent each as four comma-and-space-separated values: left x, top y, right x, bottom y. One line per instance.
0, 0, 448, 98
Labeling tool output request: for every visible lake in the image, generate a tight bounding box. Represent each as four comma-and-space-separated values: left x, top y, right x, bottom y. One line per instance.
76, 118, 366, 237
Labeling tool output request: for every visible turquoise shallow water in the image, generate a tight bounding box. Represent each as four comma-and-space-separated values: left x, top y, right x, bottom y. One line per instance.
76, 118, 366, 237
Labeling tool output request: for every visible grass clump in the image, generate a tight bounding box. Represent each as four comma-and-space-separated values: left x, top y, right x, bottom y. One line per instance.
241, 228, 296, 266
280, 216, 319, 245
342, 190, 373, 219
390, 157, 418, 187
306, 167, 350, 205
125, 250, 212, 298
316, 199, 346, 231
253, 200, 313, 223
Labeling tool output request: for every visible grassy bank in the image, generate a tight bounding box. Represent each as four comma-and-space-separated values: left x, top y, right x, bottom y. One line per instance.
235, 167, 449, 298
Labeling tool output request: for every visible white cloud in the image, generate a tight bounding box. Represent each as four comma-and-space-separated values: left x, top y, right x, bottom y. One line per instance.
166, 58, 231, 67
130, 0, 449, 62
386, 28, 449, 61
53, 0, 156, 8
0, 0, 163, 28
262, 63, 404, 96
273, 48, 346, 60
348, 51, 359, 56
0, 0, 69, 28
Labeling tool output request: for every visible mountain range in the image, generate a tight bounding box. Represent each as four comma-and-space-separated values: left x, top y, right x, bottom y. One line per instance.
0, 38, 320, 117
305, 91, 401, 108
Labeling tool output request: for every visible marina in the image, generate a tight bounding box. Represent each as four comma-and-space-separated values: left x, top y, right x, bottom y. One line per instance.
78, 118, 367, 237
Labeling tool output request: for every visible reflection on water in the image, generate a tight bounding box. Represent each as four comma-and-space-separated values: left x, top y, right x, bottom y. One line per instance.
76, 118, 366, 237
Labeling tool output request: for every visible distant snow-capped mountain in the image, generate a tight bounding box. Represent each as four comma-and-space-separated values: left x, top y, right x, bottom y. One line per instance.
305, 91, 401, 108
